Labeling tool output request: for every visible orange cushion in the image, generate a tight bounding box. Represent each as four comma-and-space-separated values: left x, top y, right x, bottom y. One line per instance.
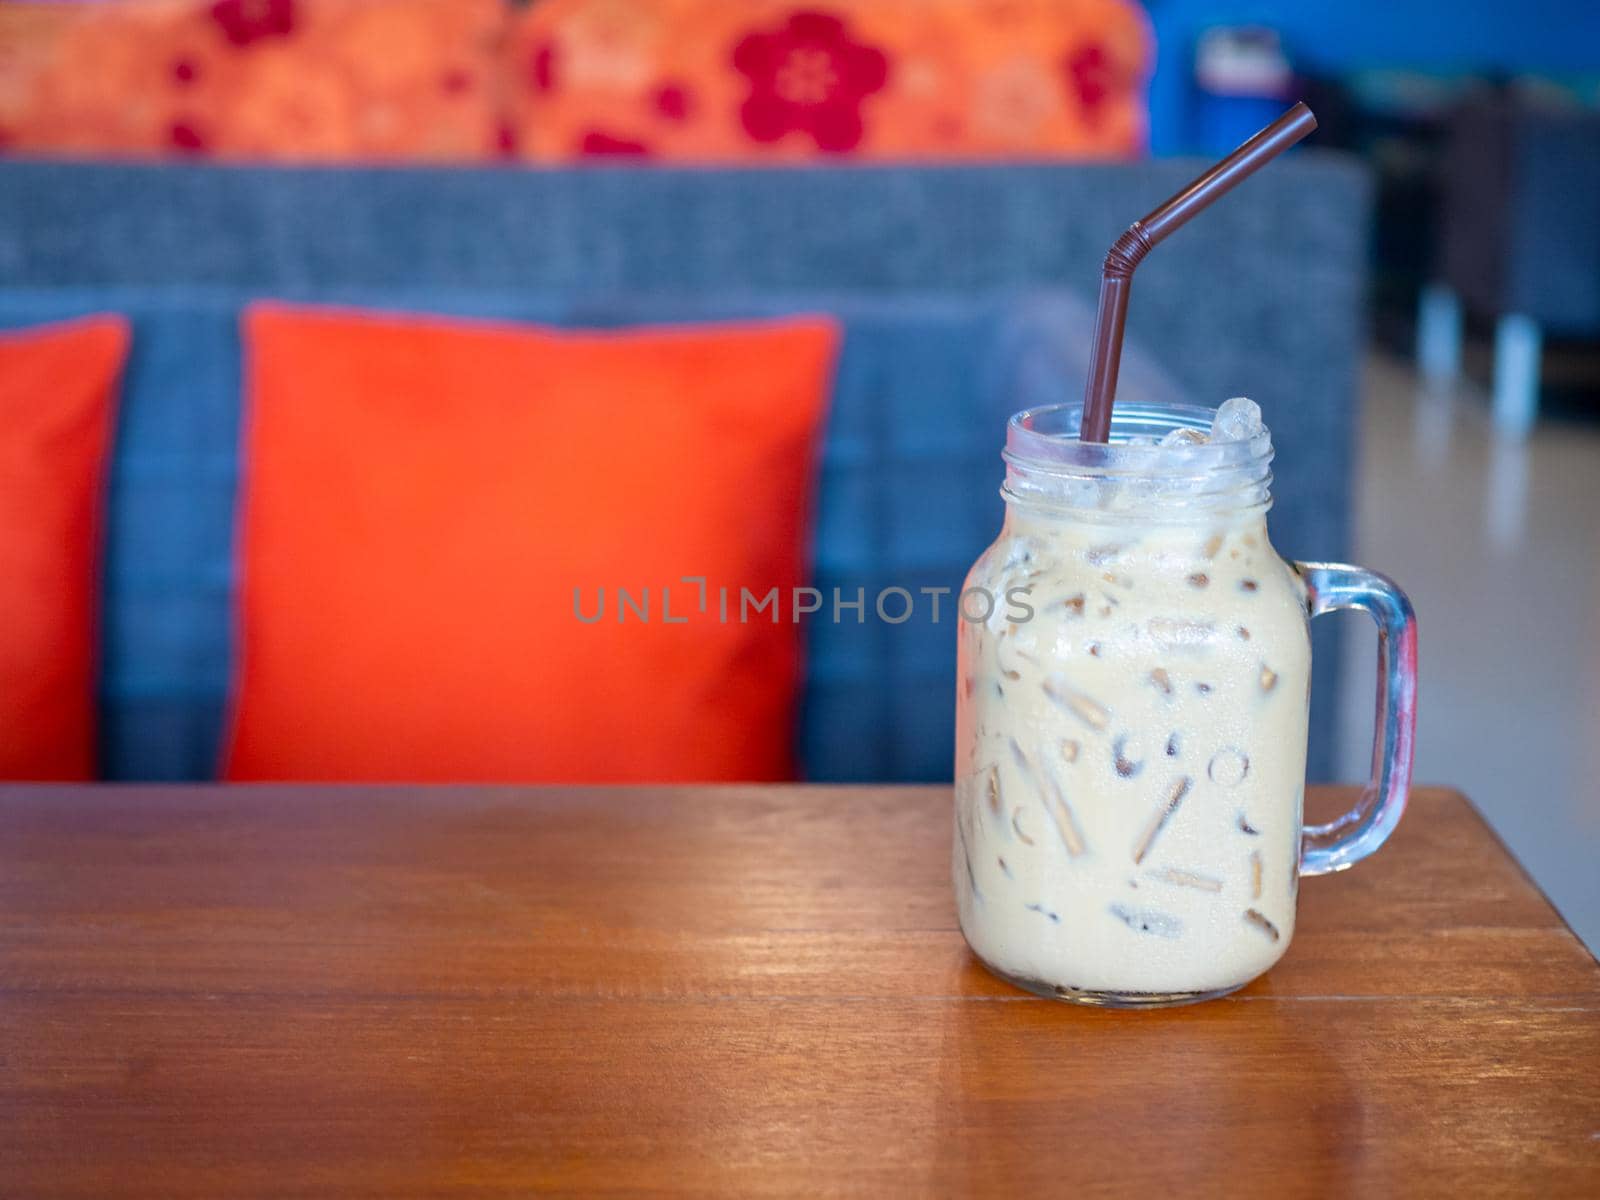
0, 316, 128, 780
226, 303, 839, 782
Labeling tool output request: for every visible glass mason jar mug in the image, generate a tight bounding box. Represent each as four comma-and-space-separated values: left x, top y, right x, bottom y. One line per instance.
954, 401, 1417, 1007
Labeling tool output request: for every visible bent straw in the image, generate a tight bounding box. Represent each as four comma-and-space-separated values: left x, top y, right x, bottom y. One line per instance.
1078, 102, 1318, 443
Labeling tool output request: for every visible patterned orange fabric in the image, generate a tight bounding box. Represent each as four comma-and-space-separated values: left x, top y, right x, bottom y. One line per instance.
507, 0, 1151, 161
0, 0, 1150, 163
0, 0, 507, 161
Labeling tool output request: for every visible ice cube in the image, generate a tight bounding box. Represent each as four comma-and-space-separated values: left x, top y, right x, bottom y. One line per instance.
1210, 396, 1262, 442
1158, 427, 1207, 448
1125, 434, 1161, 446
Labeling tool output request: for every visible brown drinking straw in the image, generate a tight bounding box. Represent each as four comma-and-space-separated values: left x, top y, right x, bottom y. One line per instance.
1078, 102, 1318, 443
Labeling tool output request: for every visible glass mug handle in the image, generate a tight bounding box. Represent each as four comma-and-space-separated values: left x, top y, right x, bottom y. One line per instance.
1294, 563, 1419, 877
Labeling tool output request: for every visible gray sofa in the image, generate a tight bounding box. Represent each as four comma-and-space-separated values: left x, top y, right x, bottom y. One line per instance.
0, 154, 1371, 782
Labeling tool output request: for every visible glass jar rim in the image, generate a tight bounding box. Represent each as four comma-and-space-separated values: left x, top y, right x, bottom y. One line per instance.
1001, 401, 1274, 519
1004, 401, 1272, 478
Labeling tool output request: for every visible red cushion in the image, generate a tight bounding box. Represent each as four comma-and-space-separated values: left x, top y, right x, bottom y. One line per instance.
226, 303, 838, 782
0, 316, 128, 780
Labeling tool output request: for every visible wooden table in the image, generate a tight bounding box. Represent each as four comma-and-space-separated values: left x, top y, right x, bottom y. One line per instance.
1, 785, 1596, 1197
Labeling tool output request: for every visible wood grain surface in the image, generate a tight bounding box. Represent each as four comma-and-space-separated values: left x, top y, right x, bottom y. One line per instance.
0, 784, 1595, 1197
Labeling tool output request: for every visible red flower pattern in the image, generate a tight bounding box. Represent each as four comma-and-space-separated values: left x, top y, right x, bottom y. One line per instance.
732, 11, 888, 152
579, 129, 651, 156
1064, 41, 1122, 125
210, 0, 296, 48
0, 0, 1150, 163
530, 40, 557, 93
170, 121, 207, 152
654, 82, 691, 121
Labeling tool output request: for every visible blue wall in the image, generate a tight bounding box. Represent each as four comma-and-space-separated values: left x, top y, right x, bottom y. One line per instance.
1146, 0, 1600, 152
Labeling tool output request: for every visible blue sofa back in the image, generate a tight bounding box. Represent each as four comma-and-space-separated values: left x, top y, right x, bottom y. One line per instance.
0, 157, 1370, 783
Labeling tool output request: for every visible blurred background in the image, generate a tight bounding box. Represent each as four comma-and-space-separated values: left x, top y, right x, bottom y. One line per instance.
1, 0, 1597, 950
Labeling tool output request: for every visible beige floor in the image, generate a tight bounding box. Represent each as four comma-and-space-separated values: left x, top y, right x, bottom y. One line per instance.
1335, 352, 1600, 954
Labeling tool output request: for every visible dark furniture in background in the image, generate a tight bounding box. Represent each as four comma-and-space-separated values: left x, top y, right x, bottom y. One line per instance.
0, 156, 1370, 783
1419, 91, 1600, 435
